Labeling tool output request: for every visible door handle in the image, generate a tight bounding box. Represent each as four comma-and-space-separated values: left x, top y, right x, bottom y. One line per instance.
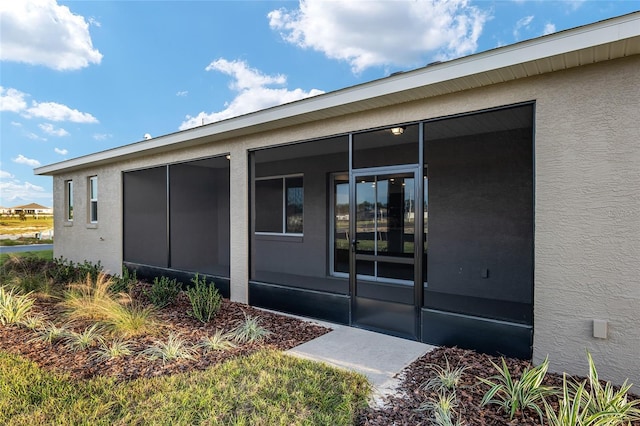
351, 239, 359, 252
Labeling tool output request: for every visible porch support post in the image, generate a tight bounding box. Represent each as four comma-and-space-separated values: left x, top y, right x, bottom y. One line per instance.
229, 146, 249, 303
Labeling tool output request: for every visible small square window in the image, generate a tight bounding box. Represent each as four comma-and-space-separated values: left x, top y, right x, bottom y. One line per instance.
255, 175, 303, 235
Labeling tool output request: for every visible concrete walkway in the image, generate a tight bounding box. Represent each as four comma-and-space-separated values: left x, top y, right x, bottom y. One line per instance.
287, 324, 435, 404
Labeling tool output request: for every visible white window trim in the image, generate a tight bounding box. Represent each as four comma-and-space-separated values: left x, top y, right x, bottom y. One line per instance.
89, 176, 98, 224
65, 180, 73, 222
255, 173, 303, 236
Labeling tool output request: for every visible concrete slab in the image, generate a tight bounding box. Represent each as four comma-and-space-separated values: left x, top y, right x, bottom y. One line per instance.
287, 324, 435, 404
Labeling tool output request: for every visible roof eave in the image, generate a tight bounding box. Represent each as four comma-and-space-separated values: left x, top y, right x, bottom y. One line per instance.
35, 11, 640, 176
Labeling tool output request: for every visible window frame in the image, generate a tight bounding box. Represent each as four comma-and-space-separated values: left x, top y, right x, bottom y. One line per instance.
65, 180, 73, 222
330, 172, 349, 278
254, 173, 304, 236
88, 176, 98, 224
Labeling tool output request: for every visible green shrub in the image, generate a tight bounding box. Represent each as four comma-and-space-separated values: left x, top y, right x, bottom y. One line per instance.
479, 356, 553, 423
199, 329, 237, 352
31, 321, 68, 345
60, 272, 156, 337
231, 314, 271, 344
48, 256, 78, 284
0, 286, 35, 325
92, 338, 134, 360
418, 391, 463, 426
49, 257, 103, 285
0, 256, 56, 296
60, 272, 123, 321
582, 352, 640, 423
63, 324, 105, 351
1, 254, 49, 278
20, 314, 47, 330
421, 356, 468, 393
76, 259, 103, 283
106, 302, 157, 338
186, 274, 221, 323
544, 354, 640, 426
144, 276, 181, 308
13, 273, 53, 295
141, 333, 197, 363
545, 374, 593, 426
109, 266, 137, 294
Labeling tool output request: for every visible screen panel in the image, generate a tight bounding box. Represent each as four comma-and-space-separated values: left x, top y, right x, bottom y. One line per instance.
123, 166, 168, 267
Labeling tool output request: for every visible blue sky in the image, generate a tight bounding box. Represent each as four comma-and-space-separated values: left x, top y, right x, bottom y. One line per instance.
1, 0, 638, 207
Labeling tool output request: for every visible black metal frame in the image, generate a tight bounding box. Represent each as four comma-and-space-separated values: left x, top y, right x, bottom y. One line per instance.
349, 165, 422, 339
245, 101, 535, 358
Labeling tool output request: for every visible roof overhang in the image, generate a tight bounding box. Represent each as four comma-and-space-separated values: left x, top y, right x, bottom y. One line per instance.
35, 11, 640, 176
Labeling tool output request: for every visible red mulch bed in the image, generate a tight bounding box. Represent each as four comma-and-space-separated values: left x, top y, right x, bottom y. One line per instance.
0, 282, 329, 381
1, 274, 638, 425
358, 346, 640, 425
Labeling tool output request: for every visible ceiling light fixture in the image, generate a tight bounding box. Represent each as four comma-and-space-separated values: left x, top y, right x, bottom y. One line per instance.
391, 126, 405, 136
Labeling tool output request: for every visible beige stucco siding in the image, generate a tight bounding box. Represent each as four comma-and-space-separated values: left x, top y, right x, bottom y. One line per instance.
53, 165, 122, 274
533, 56, 640, 388
52, 55, 639, 387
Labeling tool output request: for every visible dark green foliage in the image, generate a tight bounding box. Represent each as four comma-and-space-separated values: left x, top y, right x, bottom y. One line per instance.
144, 276, 181, 308
1, 255, 49, 278
48, 257, 103, 284
0, 255, 55, 295
186, 274, 221, 323
110, 266, 137, 294
75, 259, 103, 283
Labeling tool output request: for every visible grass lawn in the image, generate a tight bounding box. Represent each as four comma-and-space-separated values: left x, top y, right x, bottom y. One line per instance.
0, 349, 369, 425
0, 216, 53, 236
0, 256, 371, 425
0, 250, 53, 264
0, 237, 54, 246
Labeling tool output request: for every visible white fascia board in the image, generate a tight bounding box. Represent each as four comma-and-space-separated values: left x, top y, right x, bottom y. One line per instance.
35, 12, 640, 176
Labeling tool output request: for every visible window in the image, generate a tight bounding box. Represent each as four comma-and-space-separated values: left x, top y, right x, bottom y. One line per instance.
65, 180, 73, 221
89, 176, 98, 223
330, 174, 350, 275
255, 175, 303, 234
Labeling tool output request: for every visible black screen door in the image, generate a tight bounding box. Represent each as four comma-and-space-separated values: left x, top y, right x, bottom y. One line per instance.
350, 168, 419, 339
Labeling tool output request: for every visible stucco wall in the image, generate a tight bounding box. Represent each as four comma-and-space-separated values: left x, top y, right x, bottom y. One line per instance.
532, 57, 640, 389
53, 165, 122, 275
51, 55, 639, 387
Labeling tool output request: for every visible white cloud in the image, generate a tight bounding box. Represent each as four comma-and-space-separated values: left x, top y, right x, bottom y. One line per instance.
176, 90, 188, 97
268, 0, 489, 73
26, 132, 47, 141
39, 123, 69, 136
180, 59, 324, 130
0, 181, 49, 203
543, 23, 556, 36
0, 0, 103, 70
513, 15, 534, 40
54, 147, 68, 155
12, 154, 41, 168
93, 133, 111, 141
1, 86, 98, 123
207, 59, 286, 90
566, 0, 586, 12
0, 86, 28, 112
26, 101, 98, 123
88, 17, 101, 28
11, 121, 22, 127
0, 170, 15, 179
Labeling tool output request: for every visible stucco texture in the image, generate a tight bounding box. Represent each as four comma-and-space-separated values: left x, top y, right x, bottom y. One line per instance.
51, 55, 639, 388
